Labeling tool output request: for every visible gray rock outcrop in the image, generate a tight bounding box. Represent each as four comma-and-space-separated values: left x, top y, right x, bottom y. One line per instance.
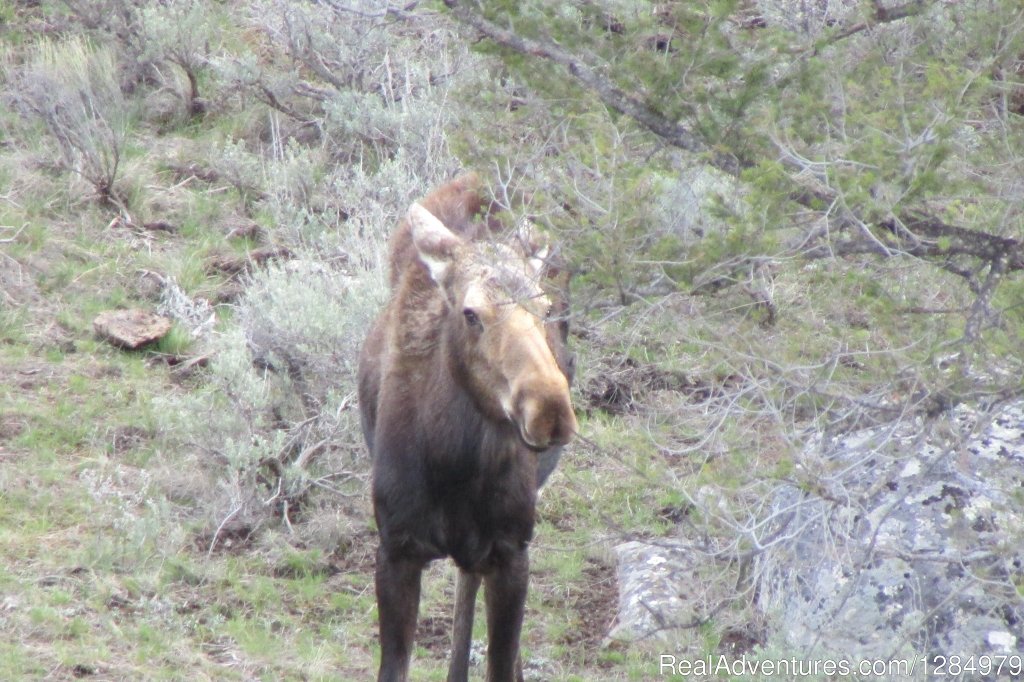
756, 403, 1024, 662
610, 402, 1024, 666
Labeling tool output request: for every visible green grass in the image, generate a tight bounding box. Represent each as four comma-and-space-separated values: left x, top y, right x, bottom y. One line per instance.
2, 217, 656, 682
0, 308, 31, 345
156, 323, 193, 356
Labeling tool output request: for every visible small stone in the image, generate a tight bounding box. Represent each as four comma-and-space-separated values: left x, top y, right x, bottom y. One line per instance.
987, 630, 1016, 652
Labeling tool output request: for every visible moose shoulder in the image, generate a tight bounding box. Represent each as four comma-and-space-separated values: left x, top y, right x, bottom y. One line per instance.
357, 175, 577, 682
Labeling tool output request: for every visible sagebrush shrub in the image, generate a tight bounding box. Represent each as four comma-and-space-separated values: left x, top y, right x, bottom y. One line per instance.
6, 38, 131, 204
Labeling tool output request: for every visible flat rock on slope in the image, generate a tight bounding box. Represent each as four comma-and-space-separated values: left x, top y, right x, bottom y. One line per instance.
93, 309, 172, 349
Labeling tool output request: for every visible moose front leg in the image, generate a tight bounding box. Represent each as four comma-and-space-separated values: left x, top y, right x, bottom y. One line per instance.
375, 547, 424, 682
483, 548, 529, 682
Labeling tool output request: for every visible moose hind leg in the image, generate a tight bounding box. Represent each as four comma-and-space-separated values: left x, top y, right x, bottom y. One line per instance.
446, 569, 481, 682
483, 548, 529, 682
375, 547, 423, 682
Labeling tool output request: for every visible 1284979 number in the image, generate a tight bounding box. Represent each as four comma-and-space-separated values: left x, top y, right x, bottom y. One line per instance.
930, 654, 1022, 677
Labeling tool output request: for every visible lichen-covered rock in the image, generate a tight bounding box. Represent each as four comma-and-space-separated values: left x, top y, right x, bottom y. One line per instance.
608, 540, 701, 643
610, 403, 1024, 661
757, 403, 1024, 662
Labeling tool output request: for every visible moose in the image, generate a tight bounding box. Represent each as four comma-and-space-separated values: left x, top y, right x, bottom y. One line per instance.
357, 174, 578, 682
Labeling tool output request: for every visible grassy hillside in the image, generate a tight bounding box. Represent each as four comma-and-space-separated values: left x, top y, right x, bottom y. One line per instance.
2, 1, 1022, 680
0, 2, 652, 679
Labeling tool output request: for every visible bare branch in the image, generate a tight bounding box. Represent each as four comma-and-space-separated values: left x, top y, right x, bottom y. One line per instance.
962, 253, 1009, 346
882, 213, 1024, 271
441, 0, 735, 170
801, 0, 934, 54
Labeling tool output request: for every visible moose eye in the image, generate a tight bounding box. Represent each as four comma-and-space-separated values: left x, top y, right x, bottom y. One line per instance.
463, 308, 481, 328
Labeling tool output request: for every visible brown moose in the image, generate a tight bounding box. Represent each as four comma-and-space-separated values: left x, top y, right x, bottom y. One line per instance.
357, 174, 578, 682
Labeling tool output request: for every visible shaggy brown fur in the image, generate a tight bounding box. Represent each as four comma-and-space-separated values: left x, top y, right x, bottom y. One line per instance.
358, 175, 577, 682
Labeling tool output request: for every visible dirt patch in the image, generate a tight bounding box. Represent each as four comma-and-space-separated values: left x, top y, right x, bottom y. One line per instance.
558, 559, 619, 654
206, 246, 293, 277
0, 413, 27, 443
195, 521, 258, 556
416, 614, 452, 654
110, 425, 152, 455
717, 623, 763, 655
328, 529, 377, 575
70, 663, 98, 678
585, 357, 739, 414
657, 501, 695, 525
2, 361, 60, 390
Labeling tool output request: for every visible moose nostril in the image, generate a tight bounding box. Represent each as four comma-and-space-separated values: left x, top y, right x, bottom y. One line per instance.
517, 391, 577, 450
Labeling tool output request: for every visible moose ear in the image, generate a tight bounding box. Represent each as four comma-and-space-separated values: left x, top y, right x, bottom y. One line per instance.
408, 202, 461, 283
